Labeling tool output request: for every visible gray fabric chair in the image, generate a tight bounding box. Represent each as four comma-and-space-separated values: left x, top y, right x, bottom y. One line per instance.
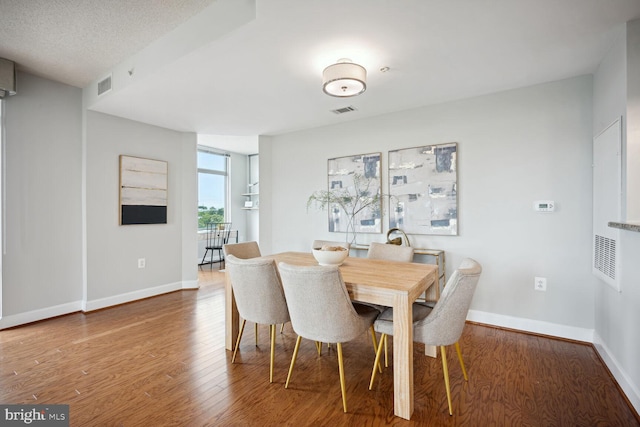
367, 241, 414, 262
225, 254, 290, 383
311, 240, 350, 251
278, 262, 380, 413
223, 241, 262, 259
312, 240, 354, 352
366, 241, 415, 316
369, 258, 482, 416
224, 241, 267, 338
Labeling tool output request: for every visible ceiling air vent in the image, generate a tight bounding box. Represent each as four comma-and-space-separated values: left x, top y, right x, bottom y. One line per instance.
97, 75, 112, 96
331, 106, 357, 115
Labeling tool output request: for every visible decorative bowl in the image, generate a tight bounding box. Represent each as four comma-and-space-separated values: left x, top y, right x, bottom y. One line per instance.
312, 246, 349, 266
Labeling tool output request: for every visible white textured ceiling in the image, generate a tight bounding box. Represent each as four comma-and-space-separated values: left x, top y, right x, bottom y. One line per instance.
0, 0, 214, 87
1, 0, 640, 138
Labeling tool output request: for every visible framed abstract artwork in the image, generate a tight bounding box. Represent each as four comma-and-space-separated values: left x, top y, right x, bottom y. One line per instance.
119, 155, 168, 225
326, 152, 382, 237
388, 143, 458, 235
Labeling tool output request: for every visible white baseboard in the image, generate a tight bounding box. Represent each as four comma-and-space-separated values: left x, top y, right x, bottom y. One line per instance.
593, 332, 640, 414
84, 281, 183, 312
1, 280, 201, 330
0, 301, 83, 330
467, 309, 595, 343
182, 279, 199, 289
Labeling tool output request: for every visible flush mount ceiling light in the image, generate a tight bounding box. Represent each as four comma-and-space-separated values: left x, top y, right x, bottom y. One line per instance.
322, 58, 366, 97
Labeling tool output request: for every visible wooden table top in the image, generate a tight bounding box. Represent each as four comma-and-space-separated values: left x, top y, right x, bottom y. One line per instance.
264, 251, 437, 303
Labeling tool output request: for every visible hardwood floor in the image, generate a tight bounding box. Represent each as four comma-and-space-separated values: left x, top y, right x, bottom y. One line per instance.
1, 269, 638, 426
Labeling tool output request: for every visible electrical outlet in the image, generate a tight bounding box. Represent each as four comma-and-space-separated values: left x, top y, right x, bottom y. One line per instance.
138, 258, 146, 269
534, 276, 547, 291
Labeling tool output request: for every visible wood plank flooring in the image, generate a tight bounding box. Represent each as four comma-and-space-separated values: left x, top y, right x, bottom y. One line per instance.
1, 269, 638, 426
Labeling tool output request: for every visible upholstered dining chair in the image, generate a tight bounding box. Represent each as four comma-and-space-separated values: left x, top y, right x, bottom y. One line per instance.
366, 241, 415, 353
223, 241, 261, 259
369, 258, 482, 416
278, 262, 380, 413
367, 241, 414, 262
224, 241, 267, 339
225, 254, 290, 383
311, 240, 355, 353
311, 240, 351, 251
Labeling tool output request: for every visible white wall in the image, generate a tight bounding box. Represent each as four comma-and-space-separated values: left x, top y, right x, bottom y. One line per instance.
593, 21, 640, 413
258, 135, 273, 254
262, 76, 596, 338
1, 73, 83, 326
85, 111, 197, 309
1, 73, 199, 326
180, 134, 198, 286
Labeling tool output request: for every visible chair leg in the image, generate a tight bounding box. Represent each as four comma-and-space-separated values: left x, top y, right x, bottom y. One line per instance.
200, 248, 209, 266
315, 341, 322, 356
255, 323, 259, 346
269, 324, 276, 383
384, 334, 388, 367
369, 326, 382, 373
336, 342, 348, 413
370, 326, 378, 350
440, 346, 453, 416
285, 335, 302, 388
280, 323, 285, 333
232, 319, 246, 363
369, 333, 386, 390
455, 342, 468, 381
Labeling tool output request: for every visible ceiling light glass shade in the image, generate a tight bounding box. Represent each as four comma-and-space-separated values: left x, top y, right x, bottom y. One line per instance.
322, 60, 367, 97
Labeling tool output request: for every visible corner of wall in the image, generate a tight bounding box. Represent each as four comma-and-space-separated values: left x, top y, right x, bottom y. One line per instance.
593, 331, 640, 414
257, 135, 273, 253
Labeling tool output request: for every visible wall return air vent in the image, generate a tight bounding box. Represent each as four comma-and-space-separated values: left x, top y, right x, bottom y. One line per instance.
97, 75, 112, 96
594, 234, 616, 282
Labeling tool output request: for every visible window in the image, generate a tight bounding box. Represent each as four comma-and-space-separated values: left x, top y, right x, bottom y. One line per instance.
197, 148, 228, 229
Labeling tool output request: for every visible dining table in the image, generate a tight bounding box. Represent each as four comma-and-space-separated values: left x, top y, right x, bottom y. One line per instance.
224, 251, 438, 420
